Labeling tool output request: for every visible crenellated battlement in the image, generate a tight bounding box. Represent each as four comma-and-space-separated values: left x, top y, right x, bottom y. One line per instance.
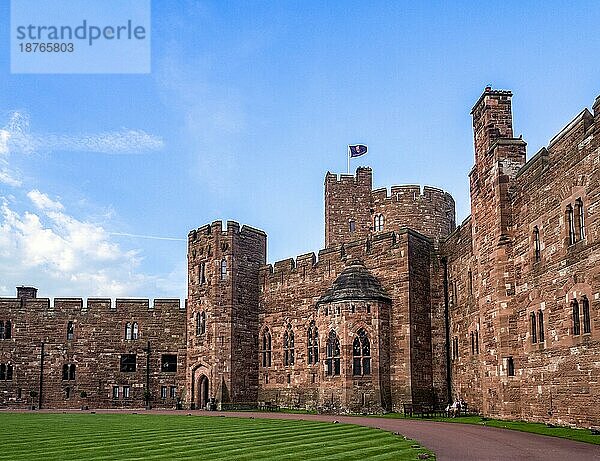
0, 295, 184, 312
259, 230, 408, 289
371, 184, 454, 205
188, 220, 266, 243
325, 167, 373, 186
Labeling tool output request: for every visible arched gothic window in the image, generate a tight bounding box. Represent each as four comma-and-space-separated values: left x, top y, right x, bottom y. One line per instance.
283, 324, 295, 366
373, 214, 384, 232
261, 328, 272, 367
220, 259, 227, 280
125, 322, 132, 340
307, 321, 319, 365
326, 331, 340, 376
572, 299, 581, 336
196, 311, 206, 336
132, 322, 139, 340
352, 329, 371, 376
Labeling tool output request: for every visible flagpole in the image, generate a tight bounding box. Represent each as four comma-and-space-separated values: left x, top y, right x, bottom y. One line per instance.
347, 145, 350, 175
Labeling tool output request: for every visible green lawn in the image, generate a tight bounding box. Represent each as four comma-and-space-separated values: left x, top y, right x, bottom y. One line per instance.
0, 413, 434, 460
380, 413, 600, 445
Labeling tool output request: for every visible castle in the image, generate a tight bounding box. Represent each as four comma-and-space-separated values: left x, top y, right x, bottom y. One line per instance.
1, 88, 599, 427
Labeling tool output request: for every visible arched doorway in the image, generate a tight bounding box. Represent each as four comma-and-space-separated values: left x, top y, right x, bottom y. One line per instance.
197, 374, 209, 410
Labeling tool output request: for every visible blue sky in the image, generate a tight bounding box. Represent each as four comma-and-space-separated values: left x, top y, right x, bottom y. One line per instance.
0, 1, 599, 299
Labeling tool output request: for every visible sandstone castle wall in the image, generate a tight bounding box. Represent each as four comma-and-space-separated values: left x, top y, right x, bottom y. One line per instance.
1, 88, 599, 428
0, 293, 186, 409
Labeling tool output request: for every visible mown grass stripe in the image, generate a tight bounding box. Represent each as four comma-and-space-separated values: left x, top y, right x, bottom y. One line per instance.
0, 413, 434, 460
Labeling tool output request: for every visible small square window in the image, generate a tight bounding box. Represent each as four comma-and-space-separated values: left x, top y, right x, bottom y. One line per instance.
120, 354, 137, 372
161, 354, 177, 373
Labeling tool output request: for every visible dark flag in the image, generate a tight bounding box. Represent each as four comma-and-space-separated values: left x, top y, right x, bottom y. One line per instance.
349, 144, 368, 157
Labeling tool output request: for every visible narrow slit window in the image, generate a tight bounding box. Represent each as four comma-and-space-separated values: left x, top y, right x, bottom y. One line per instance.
575, 198, 585, 242
220, 259, 227, 280
468, 270, 473, 295
572, 299, 581, 336
196, 311, 206, 336
582, 297, 591, 334
533, 226, 541, 262
67, 321, 74, 341
199, 262, 206, 285
530, 312, 537, 343
507, 357, 515, 376
538, 311, 545, 342
307, 321, 319, 365
566, 205, 575, 245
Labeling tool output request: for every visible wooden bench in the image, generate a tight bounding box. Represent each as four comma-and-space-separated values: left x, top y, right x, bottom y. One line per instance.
258, 402, 280, 412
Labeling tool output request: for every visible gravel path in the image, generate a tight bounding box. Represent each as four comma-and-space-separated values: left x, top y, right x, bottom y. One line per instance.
201, 410, 600, 461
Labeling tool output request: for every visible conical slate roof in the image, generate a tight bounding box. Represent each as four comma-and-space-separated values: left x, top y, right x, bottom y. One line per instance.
317, 260, 391, 305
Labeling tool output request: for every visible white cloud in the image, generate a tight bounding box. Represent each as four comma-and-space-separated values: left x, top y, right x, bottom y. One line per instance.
0, 113, 181, 299
0, 169, 21, 187
0, 127, 22, 186
0, 195, 143, 295
27, 189, 65, 211
1, 110, 164, 159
